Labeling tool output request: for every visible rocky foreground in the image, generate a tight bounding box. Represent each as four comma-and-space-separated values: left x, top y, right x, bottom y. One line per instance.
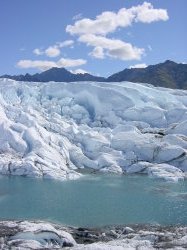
0, 220, 187, 249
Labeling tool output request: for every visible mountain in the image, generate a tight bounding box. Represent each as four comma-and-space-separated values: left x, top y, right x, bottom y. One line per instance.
107, 60, 187, 89
1, 73, 39, 82
1, 60, 187, 89
1, 67, 105, 83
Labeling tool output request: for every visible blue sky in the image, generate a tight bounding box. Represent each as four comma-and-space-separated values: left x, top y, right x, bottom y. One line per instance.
0, 0, 186, 76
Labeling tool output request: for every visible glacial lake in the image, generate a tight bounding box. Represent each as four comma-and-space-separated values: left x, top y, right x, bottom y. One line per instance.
0, 174, 187, 227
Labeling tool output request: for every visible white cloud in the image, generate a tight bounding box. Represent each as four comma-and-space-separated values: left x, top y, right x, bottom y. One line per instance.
33, 40, 74, 58
89, 46, 105, 59
132, 2, 169, 23
17, 60, 56, 71
79, 34, 144, 60
66, 2, 169, 36
17, 57, 86, 71
45, 46, 61, 57
108, 46, 143, 61
70, 68, 90, 74
66, 2, 168, 62
57, 40, 74, 48
129, 63, 147, 69
57, 58, 86, 68
66, 11, 133, 36
33, 48, 44, 56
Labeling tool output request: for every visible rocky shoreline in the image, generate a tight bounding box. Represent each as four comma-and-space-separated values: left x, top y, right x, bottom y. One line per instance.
0, 220, 187, 249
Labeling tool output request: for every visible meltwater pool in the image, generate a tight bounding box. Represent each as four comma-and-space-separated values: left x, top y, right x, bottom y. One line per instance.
0, 174, 187, 227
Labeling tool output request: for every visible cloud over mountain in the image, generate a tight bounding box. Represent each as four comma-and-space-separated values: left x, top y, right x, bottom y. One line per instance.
79, 34, 144, 60
66, 2, 168, 61
17, 57, 86, 71
66, 2, 168, 36
16, 2, 169, 71
33, 40, 74, 58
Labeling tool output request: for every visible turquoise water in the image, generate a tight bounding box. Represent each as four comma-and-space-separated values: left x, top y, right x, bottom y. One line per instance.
0, 174, 187, 227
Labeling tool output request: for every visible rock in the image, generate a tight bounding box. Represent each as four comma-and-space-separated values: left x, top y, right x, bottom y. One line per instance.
1, 221, 187, 249
122, 227, 134, 234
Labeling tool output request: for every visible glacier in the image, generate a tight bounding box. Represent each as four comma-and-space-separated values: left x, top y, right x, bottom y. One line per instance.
0, 78, 187, 181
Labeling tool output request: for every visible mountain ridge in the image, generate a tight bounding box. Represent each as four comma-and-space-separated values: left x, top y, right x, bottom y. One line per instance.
1, 60, 187, 89
107, 60, 187, 89
1, 67, 105, 83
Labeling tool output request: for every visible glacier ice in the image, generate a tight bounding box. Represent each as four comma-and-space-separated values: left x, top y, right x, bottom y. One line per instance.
0, 78, 186, 181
